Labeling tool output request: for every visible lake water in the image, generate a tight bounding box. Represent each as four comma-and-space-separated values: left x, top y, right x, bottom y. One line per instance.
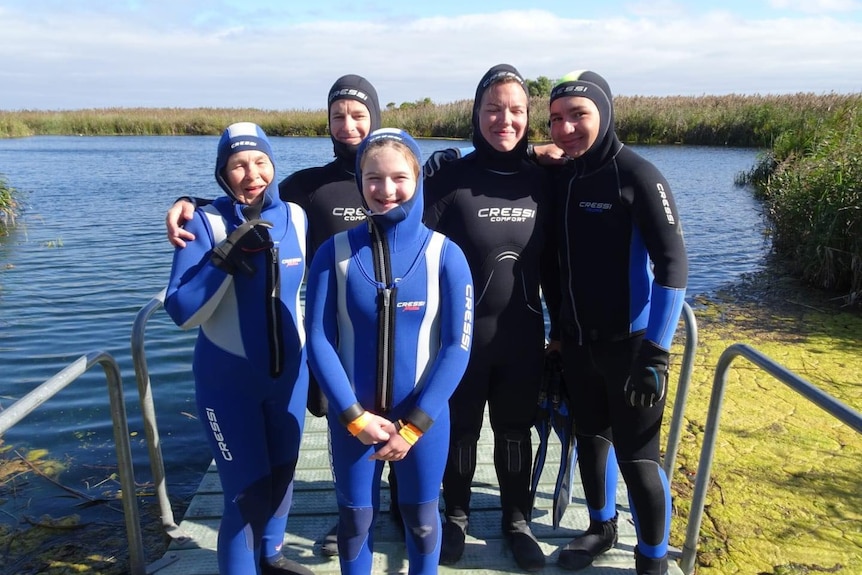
0, 136, 767, 523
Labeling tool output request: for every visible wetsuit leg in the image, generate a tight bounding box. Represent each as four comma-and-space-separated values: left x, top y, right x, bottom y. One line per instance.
329, 418, 383, 575
194, 345, 276, 574
486, 356, 542, 528
394, 412, 448, 574
442, 358, 491, 521
606, 336, 671, 562
561, 340, 619, 520
260, 380, 306, 561
195, 338, 308, 573
557, 338, 623, 570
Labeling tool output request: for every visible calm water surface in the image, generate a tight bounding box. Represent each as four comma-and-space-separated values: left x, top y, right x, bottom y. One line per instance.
0, 136, 766, 522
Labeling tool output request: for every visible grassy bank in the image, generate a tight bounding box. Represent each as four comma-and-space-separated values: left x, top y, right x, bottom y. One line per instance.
669, 268, 862, 574
3, 93, 861, 148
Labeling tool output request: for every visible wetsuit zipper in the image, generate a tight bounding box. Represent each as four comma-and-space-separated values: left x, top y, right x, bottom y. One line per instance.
369, 222, 396, 413
266, 244, 283, 378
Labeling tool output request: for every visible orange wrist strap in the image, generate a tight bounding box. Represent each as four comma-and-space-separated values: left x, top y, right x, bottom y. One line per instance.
347, 411, 373, 436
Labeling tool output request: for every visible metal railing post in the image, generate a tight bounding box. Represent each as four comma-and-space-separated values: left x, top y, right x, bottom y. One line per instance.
130, 288, 188, 544
663, 301, 698, 478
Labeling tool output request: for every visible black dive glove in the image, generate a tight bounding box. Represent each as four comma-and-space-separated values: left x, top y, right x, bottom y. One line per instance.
210, 219, 273, 276
623, 340, 669, 408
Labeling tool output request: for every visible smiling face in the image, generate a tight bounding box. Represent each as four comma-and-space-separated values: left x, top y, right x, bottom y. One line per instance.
478, 80, 528, 152
223, 150, 273, 205
329, 99, 372, 147
359, 142, 419, 214
549, 95, 602, 158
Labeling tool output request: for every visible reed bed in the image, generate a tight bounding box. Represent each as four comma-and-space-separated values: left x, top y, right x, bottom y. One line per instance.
3, 93, 860, 147
741, 101, 862, 300
0, 175, 17, 232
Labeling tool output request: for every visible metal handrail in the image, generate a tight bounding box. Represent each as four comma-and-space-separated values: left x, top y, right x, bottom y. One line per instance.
679, 342, 862, 574
0, 351, 145, 575
664, 301, 698, 478
130, 288, 189, 545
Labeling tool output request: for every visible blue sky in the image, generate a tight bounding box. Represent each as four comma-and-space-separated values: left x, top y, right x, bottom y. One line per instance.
1, 0, 861, 110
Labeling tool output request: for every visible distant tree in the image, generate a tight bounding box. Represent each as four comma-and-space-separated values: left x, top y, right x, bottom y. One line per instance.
386, 102, 397, 110
526, 76, 554, 97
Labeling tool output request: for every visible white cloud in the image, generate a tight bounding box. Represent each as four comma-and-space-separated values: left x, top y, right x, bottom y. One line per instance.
0, 6, 860, 110
769, 0, 862, 13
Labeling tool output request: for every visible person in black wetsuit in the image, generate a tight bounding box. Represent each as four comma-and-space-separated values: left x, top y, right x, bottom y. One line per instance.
546, 70, 688, 575
423, 63, 558, 572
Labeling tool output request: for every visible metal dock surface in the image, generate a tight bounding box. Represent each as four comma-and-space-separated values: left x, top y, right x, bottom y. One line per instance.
150, 409, 684, 575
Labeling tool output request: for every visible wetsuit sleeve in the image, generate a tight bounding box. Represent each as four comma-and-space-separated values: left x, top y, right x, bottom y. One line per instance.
631, 164, 688, 349
278, 174, 306, 208
422, 170, 457, 231
172, 196, 213, 208
404, 238, 473, 430
304, 238, 361, 416
164, 208, 232, 329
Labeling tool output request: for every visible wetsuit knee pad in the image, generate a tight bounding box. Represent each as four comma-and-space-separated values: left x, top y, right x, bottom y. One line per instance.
448, 439, 477, 476
270, 465, 295, 518
618, 459, 670, 553
399, 501, 440, 555
576, 434, 618, 521
337, 506, 374, 561
234, 479, 272, 537
495, 431, 531, 473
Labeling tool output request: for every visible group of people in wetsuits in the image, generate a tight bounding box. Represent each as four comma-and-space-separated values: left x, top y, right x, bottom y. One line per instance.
164, 64, 688, 575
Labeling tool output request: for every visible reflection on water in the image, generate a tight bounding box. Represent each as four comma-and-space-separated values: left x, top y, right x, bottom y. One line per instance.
0, 137, 765, 519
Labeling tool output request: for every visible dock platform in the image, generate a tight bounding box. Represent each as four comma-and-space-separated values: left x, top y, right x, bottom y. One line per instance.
149, 409, 684, 574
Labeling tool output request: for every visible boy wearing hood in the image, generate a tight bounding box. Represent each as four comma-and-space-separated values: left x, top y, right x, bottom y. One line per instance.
546, 70, 688, 575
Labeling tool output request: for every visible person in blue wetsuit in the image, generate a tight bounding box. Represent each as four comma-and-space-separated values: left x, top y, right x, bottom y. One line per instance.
164, 122, 314, 575
546, 71, 688, 575
423, 64, 558, 572
304, 128, 473, 575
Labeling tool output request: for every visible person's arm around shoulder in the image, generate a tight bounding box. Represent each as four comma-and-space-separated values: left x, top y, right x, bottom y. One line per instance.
529, 142, 569, 166
166, 196, 215, 248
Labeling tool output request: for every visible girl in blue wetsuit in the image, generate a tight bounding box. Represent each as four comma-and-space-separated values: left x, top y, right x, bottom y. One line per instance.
165, 122, 313, 575
304, 128, 473, 575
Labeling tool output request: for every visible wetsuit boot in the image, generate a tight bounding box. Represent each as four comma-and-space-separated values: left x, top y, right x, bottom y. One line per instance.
497, 431, 545, 571
260, 553, 315, 575
557, 512, 618, 571
439, 513, 468, 565
504, 516, 545, 572
440, 439, 476, 565
320, 523, 339, 557
635, 546, 668, 575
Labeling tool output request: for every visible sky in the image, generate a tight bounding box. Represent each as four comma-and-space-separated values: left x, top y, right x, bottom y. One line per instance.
2, 0, 862, 111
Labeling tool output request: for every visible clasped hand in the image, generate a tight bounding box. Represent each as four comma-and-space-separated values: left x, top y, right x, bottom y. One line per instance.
354, 414, 412, 461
